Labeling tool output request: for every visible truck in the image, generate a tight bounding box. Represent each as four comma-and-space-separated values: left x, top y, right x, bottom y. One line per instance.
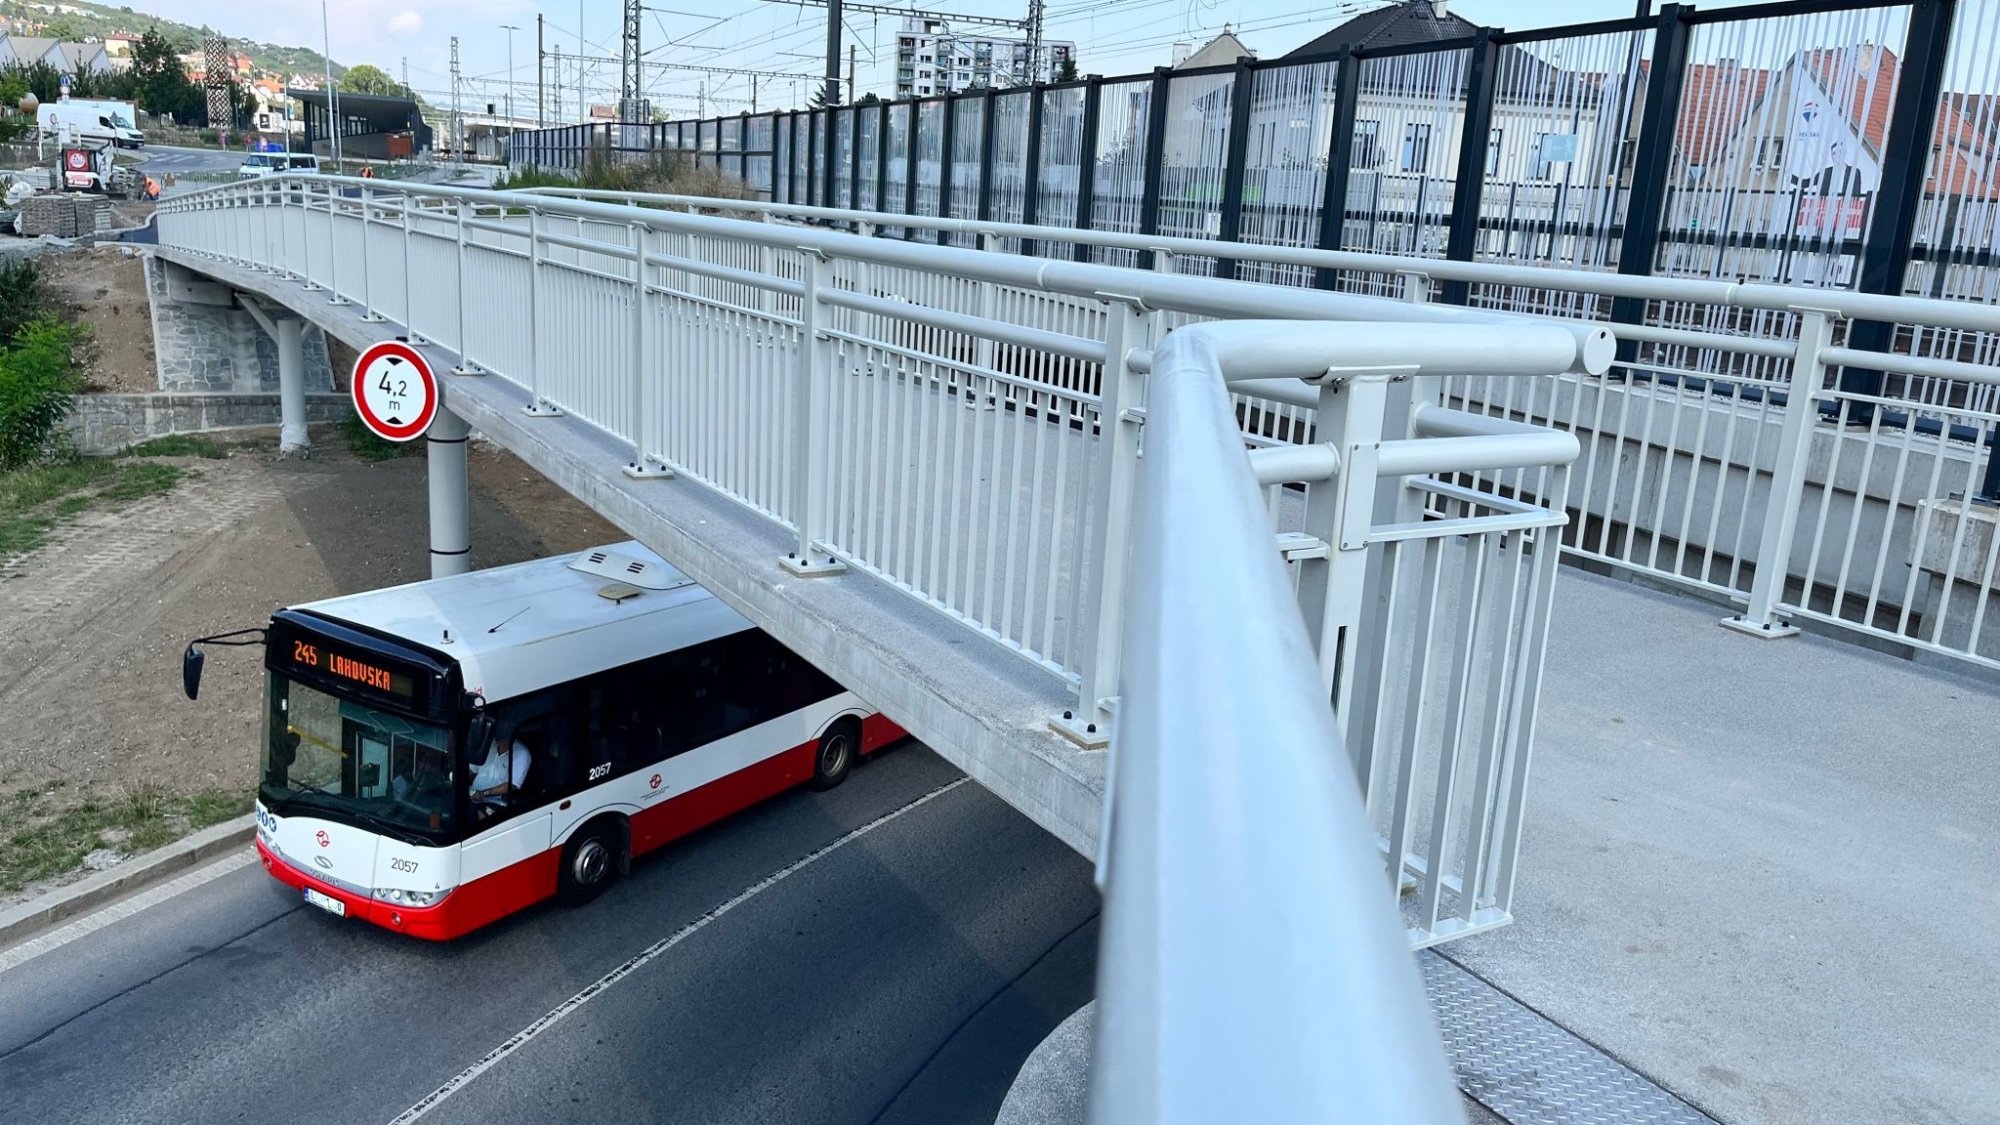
38, 98, 145, 149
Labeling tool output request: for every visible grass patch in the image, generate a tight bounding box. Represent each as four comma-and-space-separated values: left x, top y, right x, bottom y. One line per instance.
127, 434, 231, 460
342, 413, 411, 462
1, 783, 253, 894
0, 457, 189, 558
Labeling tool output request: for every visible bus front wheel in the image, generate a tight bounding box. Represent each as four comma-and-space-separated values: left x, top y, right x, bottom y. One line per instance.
558, 819, 622, 906
808, 721, 859, 791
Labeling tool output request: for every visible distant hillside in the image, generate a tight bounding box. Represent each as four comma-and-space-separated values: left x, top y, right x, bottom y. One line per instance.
0, 0, 346, 80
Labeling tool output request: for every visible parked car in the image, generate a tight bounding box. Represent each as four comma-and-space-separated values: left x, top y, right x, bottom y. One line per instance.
237, 152, 323, 179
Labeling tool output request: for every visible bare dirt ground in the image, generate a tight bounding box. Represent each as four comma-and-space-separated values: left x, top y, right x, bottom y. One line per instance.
0, 430, 619, 905
38, 244, 157, 394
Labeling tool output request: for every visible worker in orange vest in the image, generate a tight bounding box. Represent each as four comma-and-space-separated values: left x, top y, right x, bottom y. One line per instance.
142, 175, 160, 201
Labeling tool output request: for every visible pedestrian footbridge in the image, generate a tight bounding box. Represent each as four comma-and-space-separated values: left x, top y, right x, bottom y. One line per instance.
151, 176, 2000, 1121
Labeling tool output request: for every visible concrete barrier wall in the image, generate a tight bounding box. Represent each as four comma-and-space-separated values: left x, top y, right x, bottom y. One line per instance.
65, 392, 349, 454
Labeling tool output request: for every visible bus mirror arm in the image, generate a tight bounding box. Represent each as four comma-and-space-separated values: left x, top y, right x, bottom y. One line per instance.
465, 694, 496, 758
181, 627, 268, 701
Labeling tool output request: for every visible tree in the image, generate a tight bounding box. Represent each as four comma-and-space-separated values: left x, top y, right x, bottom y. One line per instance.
339, 64, 400, 97
129, 29, 200, 120
857, 91, 881, 106
1055, 58, 1079, 83
44, 15, 86, 41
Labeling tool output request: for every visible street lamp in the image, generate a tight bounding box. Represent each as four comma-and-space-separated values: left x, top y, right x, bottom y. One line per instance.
501, 25, 519, 129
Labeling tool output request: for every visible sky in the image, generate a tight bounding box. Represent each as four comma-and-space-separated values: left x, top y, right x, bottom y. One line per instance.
123, 0, 1786, 120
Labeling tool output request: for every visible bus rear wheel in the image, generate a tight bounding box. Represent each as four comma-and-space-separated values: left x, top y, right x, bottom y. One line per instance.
809, 721, 858, 791
558, 819, 622, 906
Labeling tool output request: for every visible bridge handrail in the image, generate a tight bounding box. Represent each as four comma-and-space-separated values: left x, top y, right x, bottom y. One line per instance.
507, 184, 2000, 336
159, 176, 1614, 373
1093, 319, 1576, 1123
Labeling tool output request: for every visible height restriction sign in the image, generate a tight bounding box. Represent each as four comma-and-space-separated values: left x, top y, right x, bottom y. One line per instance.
350, 340, 439, 442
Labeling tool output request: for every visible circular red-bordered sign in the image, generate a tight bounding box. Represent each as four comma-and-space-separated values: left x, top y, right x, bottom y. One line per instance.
64, 150, 87, 171
350, 340, 439, 443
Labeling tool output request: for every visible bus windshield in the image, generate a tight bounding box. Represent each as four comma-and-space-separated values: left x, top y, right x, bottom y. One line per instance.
261, 674, 455, 840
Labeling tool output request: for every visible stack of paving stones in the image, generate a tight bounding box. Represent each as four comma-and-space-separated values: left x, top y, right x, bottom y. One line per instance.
17, 194, 114, 238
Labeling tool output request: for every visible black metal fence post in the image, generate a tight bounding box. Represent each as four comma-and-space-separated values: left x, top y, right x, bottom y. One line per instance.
1315, 48, 1361, 290
1074, 76, 1104, 262
1023, 87, 1046, 257
1845, 0, 1958, 423
876, 104, 892, 230
904, 101, 922, 239
940, 93, 958, 244
1138, 66, 1173, 270
977, 88, 999, 224
850, 106, 865, 217
1610, 3, 1692, 362
823, 106, 842, 219
1443, 28, 1500, 305
1216, 58, 1257, 281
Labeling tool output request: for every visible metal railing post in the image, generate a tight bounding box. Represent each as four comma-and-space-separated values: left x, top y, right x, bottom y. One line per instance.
300, 181, 321, 291
523, 208, 562, 417
450, 200, 479, 371
1724, 309, 1834, 638
624, 222, 670, 479
938, 93, 957, 243
1021, 87, 1045, 257
781, 252, 844, 577
1295, 371, 1392, 701
326, 180, 347, 305
1058, 298, 1150, 748
976, 232, 999, 371
400, 191, 422, 343
359, 186, 384, 322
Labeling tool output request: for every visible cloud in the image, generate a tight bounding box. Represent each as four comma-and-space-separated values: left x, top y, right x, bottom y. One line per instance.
388, 10, 424, 34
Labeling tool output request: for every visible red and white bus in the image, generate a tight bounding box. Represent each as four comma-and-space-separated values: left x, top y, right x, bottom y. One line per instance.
185, 543, 904, 940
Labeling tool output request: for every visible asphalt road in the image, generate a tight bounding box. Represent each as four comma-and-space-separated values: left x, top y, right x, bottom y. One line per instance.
0, 745, 1100, 1125
133, 143, 249, 177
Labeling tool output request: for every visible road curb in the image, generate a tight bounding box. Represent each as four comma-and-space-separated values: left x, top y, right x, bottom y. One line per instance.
0, 815, 256, 951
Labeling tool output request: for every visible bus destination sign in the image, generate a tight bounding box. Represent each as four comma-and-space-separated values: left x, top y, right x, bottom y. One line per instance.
286, 638, 415, 698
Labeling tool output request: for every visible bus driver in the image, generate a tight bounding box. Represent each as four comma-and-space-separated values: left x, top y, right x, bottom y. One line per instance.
469, 728, 533, 819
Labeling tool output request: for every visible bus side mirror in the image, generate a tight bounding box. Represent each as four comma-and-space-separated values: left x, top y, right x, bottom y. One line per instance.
182, 646, 205, 700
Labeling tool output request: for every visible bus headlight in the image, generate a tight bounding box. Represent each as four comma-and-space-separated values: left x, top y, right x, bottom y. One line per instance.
374, 886, 451, 907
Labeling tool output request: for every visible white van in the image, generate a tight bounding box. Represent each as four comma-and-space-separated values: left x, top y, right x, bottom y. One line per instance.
238, 152, 323, 179
38, 100, 145, 148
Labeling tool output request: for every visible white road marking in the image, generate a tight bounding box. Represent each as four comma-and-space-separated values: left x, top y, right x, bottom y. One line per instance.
0, 851, 259, 975
386, 777, 970, 1125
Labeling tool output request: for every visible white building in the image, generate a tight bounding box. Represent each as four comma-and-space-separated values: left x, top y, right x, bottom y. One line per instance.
894, 18, 1074, 98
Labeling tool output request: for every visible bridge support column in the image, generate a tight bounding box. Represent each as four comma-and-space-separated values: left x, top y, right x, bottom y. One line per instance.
276, 317, 309, 455
427, 406, 472, 579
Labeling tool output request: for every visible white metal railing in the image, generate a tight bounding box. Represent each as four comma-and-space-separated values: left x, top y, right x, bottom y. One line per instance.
523, 188, 2000, 674
158, 174, 1612, 1119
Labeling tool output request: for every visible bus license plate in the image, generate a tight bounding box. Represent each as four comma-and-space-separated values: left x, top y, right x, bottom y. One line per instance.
304, 887, 347, 917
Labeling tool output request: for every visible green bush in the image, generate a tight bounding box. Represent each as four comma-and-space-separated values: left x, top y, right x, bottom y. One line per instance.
0, 317, 84, 471
0, 258, 49, 343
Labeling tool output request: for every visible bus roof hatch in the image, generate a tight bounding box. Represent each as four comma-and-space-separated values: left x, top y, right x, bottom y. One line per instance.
566, 547, 691, 592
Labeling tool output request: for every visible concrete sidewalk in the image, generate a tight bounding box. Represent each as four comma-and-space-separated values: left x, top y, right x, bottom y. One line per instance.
999, 566, 1996, 1123
1446, 567, 1999, 1124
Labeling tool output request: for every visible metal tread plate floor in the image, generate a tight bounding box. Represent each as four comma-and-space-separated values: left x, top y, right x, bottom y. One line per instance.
1422, 952, 1720, 1125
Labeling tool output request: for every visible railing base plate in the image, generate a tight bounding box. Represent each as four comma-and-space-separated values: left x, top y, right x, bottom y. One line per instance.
451, 363, 486, 376
360, 312, 387, 323
1719, 615, 1800, 640
622, 461, 674, 480
522, 402, 564, 418
1048, 713, 1111, 750
779, 554, 847, 578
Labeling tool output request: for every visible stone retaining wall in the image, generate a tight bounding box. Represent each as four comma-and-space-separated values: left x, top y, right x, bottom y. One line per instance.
65, 392, 349, 454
